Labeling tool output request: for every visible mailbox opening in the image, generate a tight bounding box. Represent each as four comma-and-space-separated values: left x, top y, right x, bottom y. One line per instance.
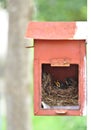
41, 64, 79, 109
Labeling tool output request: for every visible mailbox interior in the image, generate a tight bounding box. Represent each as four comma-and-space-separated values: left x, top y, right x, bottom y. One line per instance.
41, 63, 79, 109
42, 64, 78, 81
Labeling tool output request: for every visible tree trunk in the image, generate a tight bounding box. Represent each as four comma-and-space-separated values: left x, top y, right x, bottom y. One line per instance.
6, 0, 35, 130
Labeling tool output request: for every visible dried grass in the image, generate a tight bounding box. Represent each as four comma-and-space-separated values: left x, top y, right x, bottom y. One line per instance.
42, 73, 78, 106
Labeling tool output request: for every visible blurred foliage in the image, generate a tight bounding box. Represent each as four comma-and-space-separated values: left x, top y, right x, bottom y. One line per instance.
1, 116, 6, 130
0, 0, 87, 20
35, 0, 87, 21
33, 116, 87, 130
0, 0, 6, 8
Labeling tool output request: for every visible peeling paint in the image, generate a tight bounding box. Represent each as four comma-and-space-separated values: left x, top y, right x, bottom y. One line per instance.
74, 22, 87, 39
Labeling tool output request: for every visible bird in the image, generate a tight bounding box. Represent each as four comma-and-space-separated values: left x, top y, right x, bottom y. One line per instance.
53, 80, 68, 89
54, 80, 61, 88
65, 78, 77, 88
59, 80, 68, 89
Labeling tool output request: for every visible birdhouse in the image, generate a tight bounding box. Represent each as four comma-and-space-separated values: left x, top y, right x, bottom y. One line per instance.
25, 22, 87, 116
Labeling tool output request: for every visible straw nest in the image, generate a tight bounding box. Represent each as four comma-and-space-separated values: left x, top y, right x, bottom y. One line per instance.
42, 72, 78, 106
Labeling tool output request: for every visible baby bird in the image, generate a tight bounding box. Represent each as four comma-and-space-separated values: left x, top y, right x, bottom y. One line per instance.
54, 80, 61, 88
53, 80, 68, 89
65, 78, 77, 87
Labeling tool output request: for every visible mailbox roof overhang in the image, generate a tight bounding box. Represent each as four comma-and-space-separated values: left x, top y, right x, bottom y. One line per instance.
25, 22, 87, 40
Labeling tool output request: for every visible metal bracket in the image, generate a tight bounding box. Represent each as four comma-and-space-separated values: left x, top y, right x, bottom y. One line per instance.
25, 45, 34, 48
24, 39, 34, 48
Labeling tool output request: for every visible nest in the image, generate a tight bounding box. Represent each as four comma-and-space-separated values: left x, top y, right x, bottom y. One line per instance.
42, 72, 78, 107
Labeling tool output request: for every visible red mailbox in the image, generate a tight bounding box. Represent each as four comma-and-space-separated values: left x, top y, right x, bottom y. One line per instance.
25, 22, 87, 116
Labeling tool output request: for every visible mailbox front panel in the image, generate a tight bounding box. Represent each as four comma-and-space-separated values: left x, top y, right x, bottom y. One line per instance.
34, 40, 86, 116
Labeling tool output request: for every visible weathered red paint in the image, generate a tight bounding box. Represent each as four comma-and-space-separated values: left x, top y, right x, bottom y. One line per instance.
25, 22, 86, 116
34, 40, 86, 116
25, 22, 76, 39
